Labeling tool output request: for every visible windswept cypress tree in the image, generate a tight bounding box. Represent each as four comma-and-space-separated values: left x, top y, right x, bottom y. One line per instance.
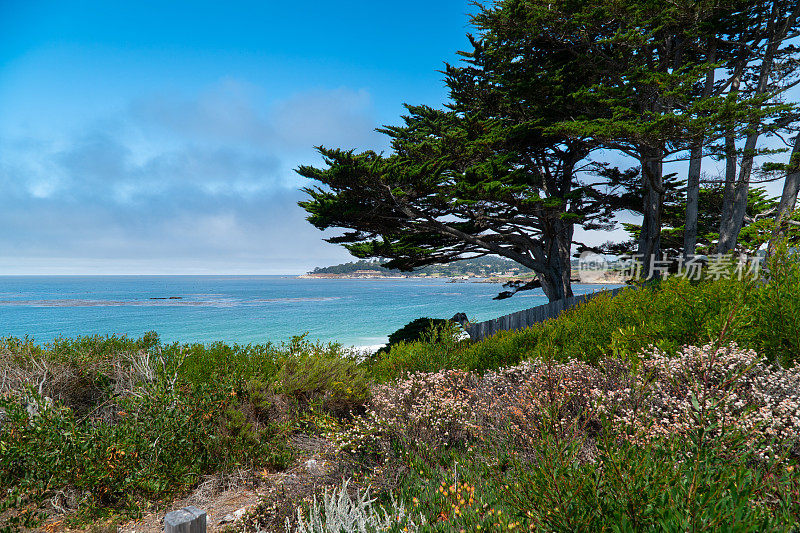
298, 105, 615, 301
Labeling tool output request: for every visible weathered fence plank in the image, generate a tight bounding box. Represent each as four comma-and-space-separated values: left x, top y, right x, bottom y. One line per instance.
165, 506, 206, 533
465, 287, 625, 341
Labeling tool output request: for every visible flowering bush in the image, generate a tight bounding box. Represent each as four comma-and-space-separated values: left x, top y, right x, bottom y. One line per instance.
593, 344, 800, 459
335, 370, 480, 455
341, 344, 800, 464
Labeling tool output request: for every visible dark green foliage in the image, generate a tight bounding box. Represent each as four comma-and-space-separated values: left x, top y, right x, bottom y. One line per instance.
752, 243, 800, 361
297, 0, 639, 302
499, 437, 775, 532
296, 107, 609, 301
379, 425, 798, 532
273, 348, 370, 415
371, 317, 452, 360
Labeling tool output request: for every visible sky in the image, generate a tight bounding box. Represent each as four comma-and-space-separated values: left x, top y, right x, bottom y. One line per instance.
0, 0, 476, 274
0, 2, 795, 275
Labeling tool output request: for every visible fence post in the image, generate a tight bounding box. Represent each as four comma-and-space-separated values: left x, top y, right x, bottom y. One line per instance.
165, 506, 206, 533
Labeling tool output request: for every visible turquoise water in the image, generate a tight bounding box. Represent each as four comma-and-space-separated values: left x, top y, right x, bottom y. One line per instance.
0, 276, 621, 347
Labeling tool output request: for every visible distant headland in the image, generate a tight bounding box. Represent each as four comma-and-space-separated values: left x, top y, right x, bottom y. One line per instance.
297, 257, 530, 279
298, 258, 628, 284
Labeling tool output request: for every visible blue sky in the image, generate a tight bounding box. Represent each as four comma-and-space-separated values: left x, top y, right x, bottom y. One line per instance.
0, 0, 474, 274
1, 2, 795, 275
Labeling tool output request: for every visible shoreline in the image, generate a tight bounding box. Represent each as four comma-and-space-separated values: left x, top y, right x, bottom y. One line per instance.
297, 270, 628, 284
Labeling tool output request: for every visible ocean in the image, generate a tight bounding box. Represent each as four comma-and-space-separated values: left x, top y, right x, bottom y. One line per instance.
0, 276, 621, 348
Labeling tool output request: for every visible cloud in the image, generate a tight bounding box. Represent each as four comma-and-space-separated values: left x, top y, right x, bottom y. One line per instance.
129, 79, 386, 153
0, 79, 384, 273
271, 88, 382, 149
130, 78, 275, 147
0, 185, 353, 274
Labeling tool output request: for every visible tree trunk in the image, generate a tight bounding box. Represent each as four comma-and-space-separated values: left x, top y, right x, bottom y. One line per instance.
639, 153, 664, 279
718, 133, 738, 251
537, 267, 572, 302
684, 143, 703, 258
766, 133, 800, 259
718, 69, 740, 253
537, 217, 575, 301
719, 156, 753, 253
718, 1, 797, 253
684, 43, 715, 259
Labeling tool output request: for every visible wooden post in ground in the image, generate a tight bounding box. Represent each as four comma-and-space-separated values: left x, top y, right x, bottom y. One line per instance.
164, 506, 206, 533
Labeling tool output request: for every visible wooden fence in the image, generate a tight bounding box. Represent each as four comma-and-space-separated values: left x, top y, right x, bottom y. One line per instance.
464, 287, 626, 341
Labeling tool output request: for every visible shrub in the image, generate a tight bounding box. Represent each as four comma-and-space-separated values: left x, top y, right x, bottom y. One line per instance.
373, 318, 450, 357
384, 260, 799, 373
0, 334, 374, 526
344, 343, 800, 472
374, 357, 800, 532
593, 344, 800, 457
498, 430, 789, 532
369, 323, 470, 381
0, 382, 293, 522
274, 349, 371, 416
752, 244, 800, 365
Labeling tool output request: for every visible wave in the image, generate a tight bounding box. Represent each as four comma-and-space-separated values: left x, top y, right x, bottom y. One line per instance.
250, 297, 343, 303
0, 295, 345, 308
0, 299, 229, 307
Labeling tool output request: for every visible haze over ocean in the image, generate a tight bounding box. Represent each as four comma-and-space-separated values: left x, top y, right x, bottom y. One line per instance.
0, 276, 620, 347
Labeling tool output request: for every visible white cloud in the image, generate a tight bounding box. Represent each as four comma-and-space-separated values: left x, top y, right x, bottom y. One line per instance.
129, 79, 385, 153
0, 78, 386, 273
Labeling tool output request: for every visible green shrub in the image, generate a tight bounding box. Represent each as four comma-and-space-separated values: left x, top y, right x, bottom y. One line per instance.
0, 334, 375, 525
751, 244, 800, 365
376, 255, 799, 375
377, 419, 800, 532
512, 274, 762, 364
173, 340, 282, 387
46, 331, 160, 365
374, 317, 451, 356
0, 383, 292, 522
496, 433, 791, 532
370, 323, 469, 381
274, 349, 371, 415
